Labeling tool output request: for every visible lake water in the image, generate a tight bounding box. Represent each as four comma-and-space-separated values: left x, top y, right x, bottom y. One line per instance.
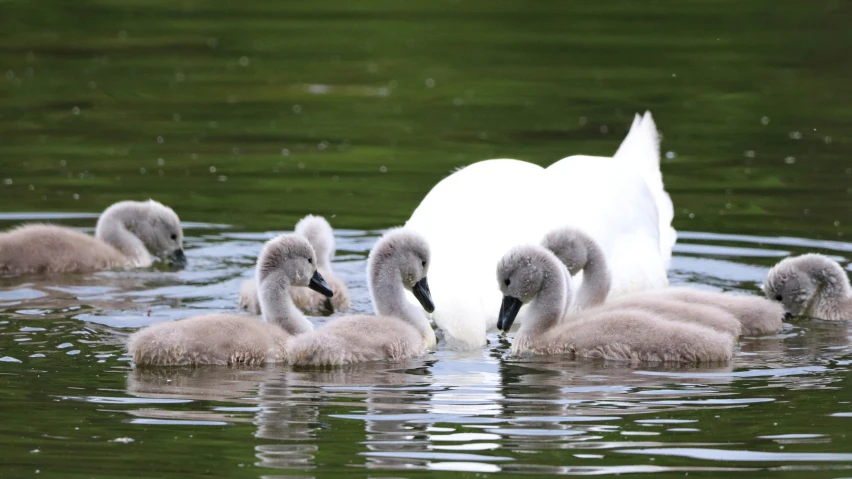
2, 0, 852, 477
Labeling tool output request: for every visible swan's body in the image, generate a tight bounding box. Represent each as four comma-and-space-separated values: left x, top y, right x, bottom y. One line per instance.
497, 244, 734, 363
129, 234, 333, 366
544, 227, 782, 337
239, 215, 350, 315
129, 314, 291, 366
405, 112, 674, 349
286, 229, 436, 366
0, 200, 185, 274
763, 253, 852, 321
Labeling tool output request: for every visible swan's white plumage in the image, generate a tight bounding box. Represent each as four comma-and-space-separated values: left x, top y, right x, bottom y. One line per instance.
404, 112, 674, 350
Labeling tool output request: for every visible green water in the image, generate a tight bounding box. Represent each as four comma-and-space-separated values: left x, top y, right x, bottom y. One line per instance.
2, 0, 852, 477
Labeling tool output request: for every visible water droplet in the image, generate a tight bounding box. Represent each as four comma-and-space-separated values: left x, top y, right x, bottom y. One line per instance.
59, 160, 66, 167
725, 203, 732, 209
172, 113, 181, 122
157, 158, 165, 166
388, 79, 398, 89
297, 162, 305, 169
238, 56, 250, 67
379, 165, 387, 173
688, 213, 695, 219
157, 169, 164, 177
332, 175, 339, 181
318, 141, 328, 151
28, 185, 34, 191
190, 153, 198, 160
784, 156, 796, 164
600, 125, 609, 134
88, 81, 97, 90
156, 136, 164, 144
789, 131, 802, 140
231, 147, 240, 155
846, 168, 851, 175
217, 175, 227, 182
579, 116, 588, 126
665, 151, 676, 160
672, 73, 677, 77
292, 105, 302, 114
744, 150, 755, 158
208, 166, 216, 173
72, 193, 79, 200
452, 97, 464, 106
761, 116, 770, 126
425, 78, 435, 88
175, 72, 185, 82
139, 167, 146, 174
3, 178, 12, 185
835, 220, 841, 227
825, 136, 833, 144
71, 106, 80, 115
281, 149, 290, 156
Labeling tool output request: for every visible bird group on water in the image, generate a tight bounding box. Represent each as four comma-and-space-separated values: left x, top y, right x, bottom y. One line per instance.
1, 112, 848, 368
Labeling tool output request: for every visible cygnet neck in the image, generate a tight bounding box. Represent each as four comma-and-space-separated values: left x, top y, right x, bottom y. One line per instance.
804, 256, 852, 319
571, 236, 611, 310
519, 255, 569, 338
258, 275, 313, 335
369, 258, 432, 339
95, 202, 153, 267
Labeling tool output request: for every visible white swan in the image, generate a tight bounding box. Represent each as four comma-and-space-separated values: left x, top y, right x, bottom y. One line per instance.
405, 112, 674, 349
129, 233, 333, 366
238, 214, 350, 315
0, 199, 185, 274
497, 244, 733, 363
763, 253, 852, 321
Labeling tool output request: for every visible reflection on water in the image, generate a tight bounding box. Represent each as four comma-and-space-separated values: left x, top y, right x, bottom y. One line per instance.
1, 216, 851, 477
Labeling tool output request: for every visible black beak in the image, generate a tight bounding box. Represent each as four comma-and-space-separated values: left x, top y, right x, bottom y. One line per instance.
498, 296, 523, 332
169, 248, 187, 268
309, 270, 334, 298
784, 312, 793, 321
412, 277, 435, 313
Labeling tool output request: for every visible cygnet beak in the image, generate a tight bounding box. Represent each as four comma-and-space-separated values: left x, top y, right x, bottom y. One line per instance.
169, 248, 187, 268
309, 270, 334, 297
498, 295, 523, 332
412, 277, 435, 313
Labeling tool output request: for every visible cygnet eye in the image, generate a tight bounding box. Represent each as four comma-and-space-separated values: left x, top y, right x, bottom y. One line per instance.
170, 234, 177, 240
421, 260, 426, 267
775, 295, 783, 301
504, 278, 510, 286
308, 257, 313, 265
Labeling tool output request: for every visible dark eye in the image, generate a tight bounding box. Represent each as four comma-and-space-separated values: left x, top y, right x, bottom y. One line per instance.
775, 295, 783, 301
504, 278, 510, 286
421, 260, 426, 267
308, 257, 313, 264
170, 234, 177, 240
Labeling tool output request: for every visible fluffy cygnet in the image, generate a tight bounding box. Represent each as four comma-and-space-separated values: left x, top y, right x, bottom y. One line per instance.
543, 227, 782, 336
285, 228, 436, 366
497, 244, 734, 363
128, 234, 333, 366
763, 253, 852, 321
239, 214, 350, 315
0, 199, 185, 274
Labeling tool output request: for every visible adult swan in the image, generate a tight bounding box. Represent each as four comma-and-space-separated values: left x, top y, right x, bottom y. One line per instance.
404, 112, 676, 350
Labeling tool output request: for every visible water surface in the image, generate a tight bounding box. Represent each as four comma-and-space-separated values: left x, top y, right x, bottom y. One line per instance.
2, 0, 852, 477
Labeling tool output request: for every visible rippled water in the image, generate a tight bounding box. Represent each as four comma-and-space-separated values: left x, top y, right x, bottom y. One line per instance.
1, 213, 851, 478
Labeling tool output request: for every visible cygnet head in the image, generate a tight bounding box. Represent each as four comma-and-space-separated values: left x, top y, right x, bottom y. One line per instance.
368, 228, 434, 313
541, 227, 590, 275
496, 244, 564, 332
763, 253, 850, 317
295, 214, 335, 266
97, 200, 186, 266
257, 233, 333, 297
